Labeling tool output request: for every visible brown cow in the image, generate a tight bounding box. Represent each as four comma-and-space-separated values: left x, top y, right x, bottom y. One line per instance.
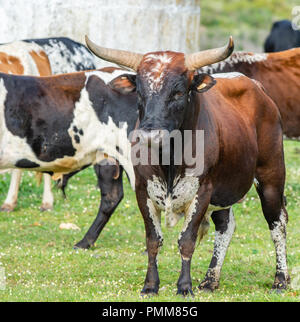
200, 48, 300, 139
86, 36, 289, 295
0, 41, 53, 212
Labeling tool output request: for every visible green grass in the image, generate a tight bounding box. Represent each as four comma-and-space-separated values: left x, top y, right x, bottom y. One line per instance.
0, 140, 299, 302
200, 0, 300, 51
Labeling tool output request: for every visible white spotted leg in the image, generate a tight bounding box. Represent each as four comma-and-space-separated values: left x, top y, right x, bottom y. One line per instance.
1, 169, 22, 212
199, 207, 235, 292
40, 174, 54, 211
255, 179, 289, 290
254, 131, 289, 291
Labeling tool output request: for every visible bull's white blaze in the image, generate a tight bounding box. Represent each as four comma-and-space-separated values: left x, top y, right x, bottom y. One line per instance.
201, 52, 268, 74
0, 71, 135, 189
270, 210, 288, 276
142, 53, 173, 94
0, 41, 46, 75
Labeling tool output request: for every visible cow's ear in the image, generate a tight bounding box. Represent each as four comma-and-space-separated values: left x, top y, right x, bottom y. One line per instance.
190, 73, 216, 93
109, 74, 136, 94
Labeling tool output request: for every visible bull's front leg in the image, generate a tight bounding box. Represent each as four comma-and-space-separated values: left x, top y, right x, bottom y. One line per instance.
177, 182, 212, 296
136, 188, 163, 296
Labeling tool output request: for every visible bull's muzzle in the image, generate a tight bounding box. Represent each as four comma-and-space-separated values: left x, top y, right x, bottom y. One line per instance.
138, 129, 165, 148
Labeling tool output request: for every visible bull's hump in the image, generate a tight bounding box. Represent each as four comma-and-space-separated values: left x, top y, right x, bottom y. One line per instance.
201, 52, 268, 74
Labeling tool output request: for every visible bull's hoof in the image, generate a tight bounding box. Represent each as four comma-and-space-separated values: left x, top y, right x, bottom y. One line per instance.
177, 282, 194, 297
177, 286, 194, 297
74, 238, 92, 250
141, 285, 159, 297
0, 204, 15, 212
271, 272, 290, 292
271, 281, 288, 292
40, 203, 53, 212
198, 278, 219, 292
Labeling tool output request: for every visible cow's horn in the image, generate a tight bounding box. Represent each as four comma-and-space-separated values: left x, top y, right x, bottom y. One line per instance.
185, 36, 234, 70
85, 35, 143, 71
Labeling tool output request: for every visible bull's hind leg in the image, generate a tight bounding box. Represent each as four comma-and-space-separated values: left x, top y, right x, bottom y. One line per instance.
255, 161, 289, 291
1, 169, 22, 212
199, 208, 235, 292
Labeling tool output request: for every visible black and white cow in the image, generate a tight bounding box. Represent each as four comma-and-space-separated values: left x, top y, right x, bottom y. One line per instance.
1, 37, 104, 213
0, 67, 139, 242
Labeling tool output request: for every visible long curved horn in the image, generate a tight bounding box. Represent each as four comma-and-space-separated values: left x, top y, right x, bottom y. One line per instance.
85, 35, 143, 71
185, 36, 234, 70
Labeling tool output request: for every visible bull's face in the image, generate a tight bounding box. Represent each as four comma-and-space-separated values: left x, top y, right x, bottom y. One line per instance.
135, 52, 216, 139
85, 36, 234, 146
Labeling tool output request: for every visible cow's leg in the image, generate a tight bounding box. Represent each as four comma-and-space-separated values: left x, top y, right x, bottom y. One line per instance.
177, 184, 212, 296
254, 111, 289, 291
1, 169, 22, 212
74, 164, 124, 249
199, 208, 235, 292
255, 173, 289, 291
40, 174, 54, 211
136, 188, 162, 295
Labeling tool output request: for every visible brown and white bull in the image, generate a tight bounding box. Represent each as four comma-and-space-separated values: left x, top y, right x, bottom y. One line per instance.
86, 36, 289, 295
200, 48, 300, 139
0, 41, 53, 212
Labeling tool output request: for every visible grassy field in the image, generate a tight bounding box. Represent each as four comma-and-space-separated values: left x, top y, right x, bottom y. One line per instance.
200, 0, 300, 51
0, 140, 299, 302
1, 0, 300, 303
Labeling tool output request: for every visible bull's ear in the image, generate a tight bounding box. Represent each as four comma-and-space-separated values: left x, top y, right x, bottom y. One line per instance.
109, 74, 136, 94
190, 73, 216, 93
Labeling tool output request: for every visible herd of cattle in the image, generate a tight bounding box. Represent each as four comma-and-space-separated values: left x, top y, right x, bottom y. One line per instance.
0, 19, 299, 296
